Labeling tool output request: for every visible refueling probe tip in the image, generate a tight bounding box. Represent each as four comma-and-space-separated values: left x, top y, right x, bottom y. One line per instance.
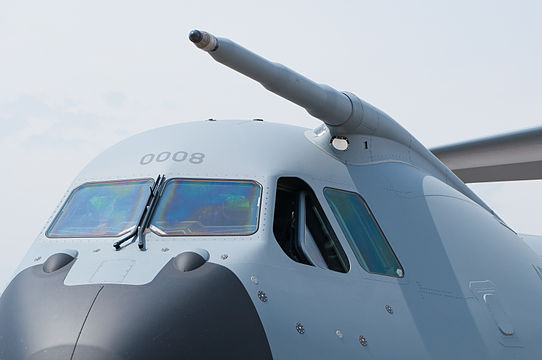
189, 30, 202, 43
188, 29, 218, 52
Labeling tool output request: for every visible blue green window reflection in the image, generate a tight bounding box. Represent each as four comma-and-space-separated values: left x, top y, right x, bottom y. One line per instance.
47, 179, 153, 237
151, 179, 261, 236
324, 188, 403, 277
150, 179, 261, 236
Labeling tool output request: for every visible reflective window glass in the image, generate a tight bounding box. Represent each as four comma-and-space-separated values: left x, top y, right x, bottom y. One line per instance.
47, 179, 153, 237
149, 179, 261, 236
324, 188, 403, 277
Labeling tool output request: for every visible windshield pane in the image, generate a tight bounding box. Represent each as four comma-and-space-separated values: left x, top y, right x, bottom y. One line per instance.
47, 179, 152, 237
150, 179, 261, 236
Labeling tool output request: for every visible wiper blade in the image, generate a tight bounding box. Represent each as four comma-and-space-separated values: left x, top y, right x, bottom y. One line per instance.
113, 175, 164, 250
138, 175, 166, 250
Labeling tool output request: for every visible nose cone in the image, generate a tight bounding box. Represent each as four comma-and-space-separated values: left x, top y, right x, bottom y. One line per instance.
0, 253, 272, 359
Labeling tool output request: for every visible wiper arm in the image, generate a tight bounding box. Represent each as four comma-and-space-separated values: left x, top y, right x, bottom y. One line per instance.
137, 175, 166, 250
112, 226, 139, 251
113, 174, 165, 250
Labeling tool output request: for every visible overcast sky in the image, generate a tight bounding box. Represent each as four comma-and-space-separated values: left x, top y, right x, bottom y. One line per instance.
1, 0, 541, 290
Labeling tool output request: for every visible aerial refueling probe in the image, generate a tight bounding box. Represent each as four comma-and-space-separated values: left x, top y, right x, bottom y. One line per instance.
188, 29, 498, 218
189, 29, 353, 128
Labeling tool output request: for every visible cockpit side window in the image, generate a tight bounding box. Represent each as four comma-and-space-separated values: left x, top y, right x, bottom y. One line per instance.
273, 177, 350, 273
47, 179, 153, 238
324, 188, 404, 278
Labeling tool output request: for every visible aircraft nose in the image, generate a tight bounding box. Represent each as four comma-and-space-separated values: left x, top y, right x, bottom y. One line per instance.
0, 252, 272, 360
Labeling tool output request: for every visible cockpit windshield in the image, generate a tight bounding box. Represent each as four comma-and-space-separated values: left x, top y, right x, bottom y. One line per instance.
149, 179, 261, 236
47, 179, 153, 237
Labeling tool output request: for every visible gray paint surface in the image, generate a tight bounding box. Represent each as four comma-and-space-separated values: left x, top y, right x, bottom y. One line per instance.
4, 119, 542, 359
2, 30, 542, 359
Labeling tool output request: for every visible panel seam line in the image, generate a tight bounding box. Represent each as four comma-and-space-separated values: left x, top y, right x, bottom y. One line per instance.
70, 285, 104, 360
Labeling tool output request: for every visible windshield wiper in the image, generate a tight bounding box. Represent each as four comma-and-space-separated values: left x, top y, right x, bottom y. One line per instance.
113, 174, 165, 250
137, 175, 166, 250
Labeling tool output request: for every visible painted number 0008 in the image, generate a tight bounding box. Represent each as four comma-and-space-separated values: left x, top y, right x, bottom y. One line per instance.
140, 151, 205, 165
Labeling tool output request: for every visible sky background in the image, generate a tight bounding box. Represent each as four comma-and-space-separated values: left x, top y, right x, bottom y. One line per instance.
1, 0, 541, 290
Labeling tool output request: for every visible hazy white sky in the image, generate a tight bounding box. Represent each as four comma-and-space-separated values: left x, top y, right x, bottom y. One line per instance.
1, 0, 542, 289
